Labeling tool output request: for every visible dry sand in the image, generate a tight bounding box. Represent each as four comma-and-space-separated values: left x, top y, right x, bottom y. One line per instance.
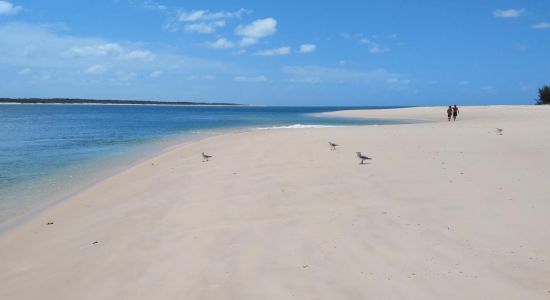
1, 105, 549, 299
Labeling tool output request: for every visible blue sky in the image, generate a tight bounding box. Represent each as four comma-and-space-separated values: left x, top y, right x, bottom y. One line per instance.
0, 0, 548, 105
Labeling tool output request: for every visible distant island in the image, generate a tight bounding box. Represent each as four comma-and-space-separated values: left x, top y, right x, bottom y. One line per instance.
0, 98, 240, 106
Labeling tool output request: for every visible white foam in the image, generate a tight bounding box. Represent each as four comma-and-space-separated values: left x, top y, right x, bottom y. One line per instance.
256, 124, 341, 130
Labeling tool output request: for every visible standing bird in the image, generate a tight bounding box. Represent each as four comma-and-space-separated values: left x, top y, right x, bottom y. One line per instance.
496, 128, 503, 135
202, 152, 213, 162
356, 152, 372, 164
328, 141, 338, 150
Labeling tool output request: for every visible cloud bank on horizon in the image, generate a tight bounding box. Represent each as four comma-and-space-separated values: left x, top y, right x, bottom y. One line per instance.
0, 0, 548, 105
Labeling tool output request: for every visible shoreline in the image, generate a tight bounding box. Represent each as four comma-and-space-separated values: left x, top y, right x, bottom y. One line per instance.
0, 107, 408, 230
0, 138, 190, 234
0, 121, 366, 232
0, 125, 259, 233
1, 105, 549, 299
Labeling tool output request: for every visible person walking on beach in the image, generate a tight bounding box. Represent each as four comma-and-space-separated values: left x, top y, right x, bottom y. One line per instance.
452, 105, 459, 121
446, 106, 452, 121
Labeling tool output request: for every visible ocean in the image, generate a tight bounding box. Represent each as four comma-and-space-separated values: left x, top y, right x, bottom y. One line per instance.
0, 105, 405, 223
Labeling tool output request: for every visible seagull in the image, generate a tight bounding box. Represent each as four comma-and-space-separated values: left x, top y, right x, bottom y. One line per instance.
328, 141, 338, 150
496, 128, 503, 135
202, 152, 212, 162
356, 152, 372, 164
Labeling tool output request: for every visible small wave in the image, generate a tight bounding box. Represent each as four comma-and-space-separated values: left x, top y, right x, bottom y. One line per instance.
256, 124, 342, 130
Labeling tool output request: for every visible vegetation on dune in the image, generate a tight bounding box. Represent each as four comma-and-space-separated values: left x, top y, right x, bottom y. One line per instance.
537, 85, 550, 105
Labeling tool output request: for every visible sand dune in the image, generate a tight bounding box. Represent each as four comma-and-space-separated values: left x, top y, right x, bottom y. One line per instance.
1, 106, 549, 299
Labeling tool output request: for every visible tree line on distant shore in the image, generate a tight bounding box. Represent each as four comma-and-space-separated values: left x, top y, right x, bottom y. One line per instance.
2, 88, 549, 105
537, 85, 550, 105
0, 98, 239, 106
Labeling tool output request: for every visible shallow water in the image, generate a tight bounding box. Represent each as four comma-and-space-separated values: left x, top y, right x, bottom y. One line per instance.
0, 104, 405, 222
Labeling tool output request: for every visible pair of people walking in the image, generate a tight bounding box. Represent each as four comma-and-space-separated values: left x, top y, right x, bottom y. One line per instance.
446, 105, 459, 121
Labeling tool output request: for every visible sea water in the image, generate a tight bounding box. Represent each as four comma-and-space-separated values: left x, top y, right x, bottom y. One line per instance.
0, 104, 406, 223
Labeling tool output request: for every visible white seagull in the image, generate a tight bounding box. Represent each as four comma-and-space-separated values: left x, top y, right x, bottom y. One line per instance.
202, 152, 213, 162
356, 152, 372, 164
328, 141, 338, 150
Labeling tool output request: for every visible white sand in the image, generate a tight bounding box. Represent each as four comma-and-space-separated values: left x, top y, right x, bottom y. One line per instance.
0, 105, 549, 299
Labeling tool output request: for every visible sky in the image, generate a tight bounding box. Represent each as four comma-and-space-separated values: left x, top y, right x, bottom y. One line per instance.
0, 0, 549, 106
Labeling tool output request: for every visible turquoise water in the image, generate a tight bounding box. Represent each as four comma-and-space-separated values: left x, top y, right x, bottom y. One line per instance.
0, 105, 405, 222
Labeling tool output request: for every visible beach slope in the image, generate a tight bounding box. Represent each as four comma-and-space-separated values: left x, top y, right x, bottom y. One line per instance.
1, 105, 549, 299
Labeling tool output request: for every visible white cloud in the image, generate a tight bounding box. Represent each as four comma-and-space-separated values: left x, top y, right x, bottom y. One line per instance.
179, 9, 250, 22
179, 10, 207, 22
493, 8, 525, 18
123, 49, 154, 60
238, 37, 257, 47
0, 22, 234, 79
67, 43, 154, 60
531, 22, 550, 29
207, 38, 235, 49
0, 1, 21, 16
368, 45, 389, 54
255, 46, 290, 56
234, 75, 267, 82
184, 20, 225, 34
359, 38, 390, 53
149, 70, 162, 78
84, 65, 108, 75
142, 1, 167, 12
70, 43, 123, 56
299, 44, 316, 54
235, 18, 277, 38
283, 65, 405, 85
176, 8, 251, 34
458, 80, 469, 86
235, 17, 277, 47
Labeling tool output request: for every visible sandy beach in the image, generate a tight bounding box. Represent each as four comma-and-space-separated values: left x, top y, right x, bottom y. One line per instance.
1, 105, 549, 299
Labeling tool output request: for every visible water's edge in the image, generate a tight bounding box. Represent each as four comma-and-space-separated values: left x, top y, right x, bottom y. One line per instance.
0, 127, 244, 234
0, 107, 417, 234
